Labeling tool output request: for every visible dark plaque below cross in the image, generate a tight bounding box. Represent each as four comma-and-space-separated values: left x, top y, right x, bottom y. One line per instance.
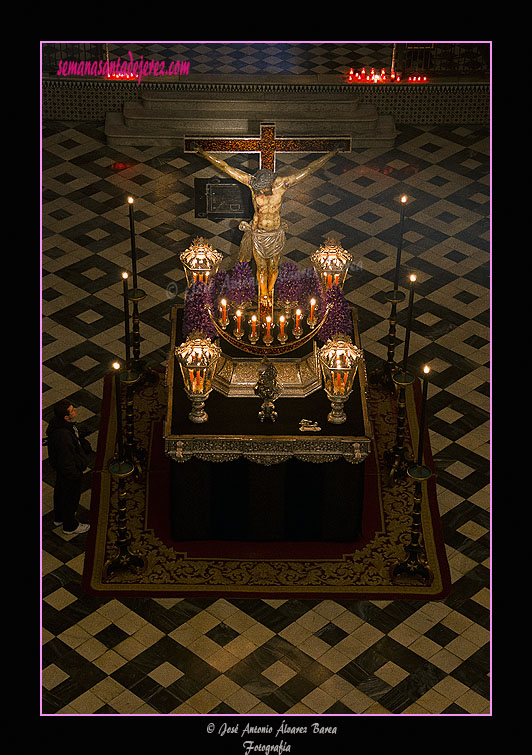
194, 177, 253, 219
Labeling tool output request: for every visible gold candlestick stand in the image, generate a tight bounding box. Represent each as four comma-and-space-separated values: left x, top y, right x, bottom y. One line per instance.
390, 464, 433, 584
370, 288, 405, 391
384, 370, 414, 484
128, 287, 159, 386
105, 381, 146, 578
103, 462, 146, 578
121, 367, 145, 475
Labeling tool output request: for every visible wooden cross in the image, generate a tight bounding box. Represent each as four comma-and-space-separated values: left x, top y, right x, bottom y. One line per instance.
184, 123, 351, 172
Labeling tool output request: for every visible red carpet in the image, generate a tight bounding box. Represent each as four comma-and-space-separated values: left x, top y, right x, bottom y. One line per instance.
82, 370, 451, 600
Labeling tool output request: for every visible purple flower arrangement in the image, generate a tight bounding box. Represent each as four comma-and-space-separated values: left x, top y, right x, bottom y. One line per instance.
317, 284, 354, 344
182, 281, 217, 340
298, 267, 323, 317
274, 261, 300, 303
208, 269, 229, 309
226, 261, 256, 307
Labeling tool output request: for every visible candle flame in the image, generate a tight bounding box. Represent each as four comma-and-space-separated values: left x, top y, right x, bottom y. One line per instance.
251, 314, 257, 321
122, 271, 128, 279
112, 361, 120, 371
296, 308, 301, 315
127, 196, 134, 204
236, 310, 242, 317
423, 365, 430, 374
221, 298, 226, 306
266, 315, 272, 323
310, 298, 316, 305
279, 315, 285, 322
410, 274, 417, 282
401, 195, 407, 203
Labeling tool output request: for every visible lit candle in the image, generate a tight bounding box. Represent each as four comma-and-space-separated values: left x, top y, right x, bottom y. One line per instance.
251, 314, 257, 338
402, 274, 417, 377
279, 315, 285, 338
266, 315, 271, 339
112, 361, 124, 460
295, 308, 301, 330
127, 197, 138, 289
310, 298, 316, 323
220, 298, 227, 324
236, 309, 242, 333
122, 272, 131, 368
416, 366, 431, 466
393, 195, 408, 293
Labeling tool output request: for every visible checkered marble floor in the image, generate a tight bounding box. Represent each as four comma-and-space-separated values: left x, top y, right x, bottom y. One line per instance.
42, 106, 490, 715
82, 42, 394, 78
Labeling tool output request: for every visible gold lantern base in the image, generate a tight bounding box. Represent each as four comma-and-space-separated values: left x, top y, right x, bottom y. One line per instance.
325, 393, 348, 424
186, 391, 211, 423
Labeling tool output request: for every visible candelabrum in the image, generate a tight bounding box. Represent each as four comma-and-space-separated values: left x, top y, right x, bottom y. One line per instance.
384, 274, 418, 484
175, 334, 221, 423
390, 365, 433, 584
384, 370, 415, 484
103, 469, 147, 578
390, 471, 433, 584
104, 363, 146, 578
318, 335, 364, 424
370, 195, 409, 391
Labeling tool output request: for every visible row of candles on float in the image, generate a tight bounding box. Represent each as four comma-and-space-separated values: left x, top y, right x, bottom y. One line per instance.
218, 298, 318, 344
347, 67, 427, 83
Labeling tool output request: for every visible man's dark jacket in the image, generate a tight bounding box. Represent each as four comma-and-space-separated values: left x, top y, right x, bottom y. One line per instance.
46, 417, 88, 480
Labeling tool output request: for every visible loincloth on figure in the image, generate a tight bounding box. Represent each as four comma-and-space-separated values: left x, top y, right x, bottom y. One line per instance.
238, 221, 288, 264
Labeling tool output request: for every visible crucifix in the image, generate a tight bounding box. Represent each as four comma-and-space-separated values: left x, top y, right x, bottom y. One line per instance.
186, 123, 351, 321
185, 122, 350, 172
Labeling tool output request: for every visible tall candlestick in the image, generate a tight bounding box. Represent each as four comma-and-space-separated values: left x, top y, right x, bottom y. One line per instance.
266, 315, 271, 339
220, 299, 227, 324
295, 309, 301, 330
236, 310, 242, 333
393, 195, 408, 292
127, 197, 138, 289
251, 314, 257, 338
112, 361, 124, 461
310, 298, 316, 322
402, 274, 417, 377
279, 315, 285, 338
122, 272, 131, 368
417, 366, 430, 466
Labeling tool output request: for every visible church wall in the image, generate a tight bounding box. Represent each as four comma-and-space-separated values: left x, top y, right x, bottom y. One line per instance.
41, 78, 490, 125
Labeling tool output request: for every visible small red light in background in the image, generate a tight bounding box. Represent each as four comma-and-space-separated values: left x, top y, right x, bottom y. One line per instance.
347, 67, 425, 84
110, 162, 134, 171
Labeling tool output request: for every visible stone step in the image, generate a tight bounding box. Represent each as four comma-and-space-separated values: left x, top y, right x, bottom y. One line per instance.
141, 87, 362, 110
105, 111, 397, 149
121, 100, 379, 134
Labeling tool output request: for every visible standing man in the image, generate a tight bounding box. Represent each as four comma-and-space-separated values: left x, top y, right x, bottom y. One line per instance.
46, 399, 90, 535
195, 145, 339, 315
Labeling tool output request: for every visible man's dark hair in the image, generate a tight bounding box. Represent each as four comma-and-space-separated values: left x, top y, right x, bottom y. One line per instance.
250, 168, 276, 193
53, 399, 72, 421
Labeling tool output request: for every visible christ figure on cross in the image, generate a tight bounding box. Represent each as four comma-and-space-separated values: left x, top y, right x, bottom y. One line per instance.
195, 144, 339, 317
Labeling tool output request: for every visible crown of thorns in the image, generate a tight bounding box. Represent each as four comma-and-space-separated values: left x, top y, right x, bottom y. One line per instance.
250, 168, 276, 192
